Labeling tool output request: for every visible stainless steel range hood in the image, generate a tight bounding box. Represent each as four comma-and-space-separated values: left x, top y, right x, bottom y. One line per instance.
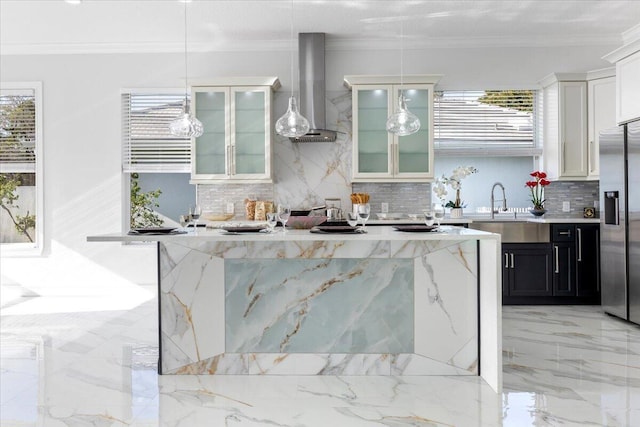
290, 33, 337, 143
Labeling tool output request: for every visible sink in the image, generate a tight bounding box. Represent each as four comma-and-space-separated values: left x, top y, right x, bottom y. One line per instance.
469, 221, 550, 243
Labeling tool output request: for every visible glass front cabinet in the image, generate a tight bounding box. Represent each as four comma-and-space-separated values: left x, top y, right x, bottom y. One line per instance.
345, 75, 441, 182
191, 78, 279, 183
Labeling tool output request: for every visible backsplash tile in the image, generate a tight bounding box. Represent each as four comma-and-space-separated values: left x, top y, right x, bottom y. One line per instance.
542, 181, 600, 217
352, 183, 431, 214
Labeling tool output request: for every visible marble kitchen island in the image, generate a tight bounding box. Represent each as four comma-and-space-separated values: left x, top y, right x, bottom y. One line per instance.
89, 226, 502, 392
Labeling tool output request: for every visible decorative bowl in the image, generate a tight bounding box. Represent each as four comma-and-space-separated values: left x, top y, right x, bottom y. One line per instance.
286, 215, 327, 229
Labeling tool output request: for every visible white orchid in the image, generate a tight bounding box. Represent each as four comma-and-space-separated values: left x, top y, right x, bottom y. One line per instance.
433, 166, 478, 208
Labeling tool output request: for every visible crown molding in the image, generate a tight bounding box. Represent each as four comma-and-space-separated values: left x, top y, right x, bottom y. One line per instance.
0, 33, 625, 56
602, 37, 640, 63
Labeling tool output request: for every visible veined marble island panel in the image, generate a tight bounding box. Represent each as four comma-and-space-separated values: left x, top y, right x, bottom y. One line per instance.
160, 234, 479, 375
88, 227, 502, 392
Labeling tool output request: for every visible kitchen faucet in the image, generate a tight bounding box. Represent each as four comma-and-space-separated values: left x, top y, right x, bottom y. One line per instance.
490, 182, 508, 219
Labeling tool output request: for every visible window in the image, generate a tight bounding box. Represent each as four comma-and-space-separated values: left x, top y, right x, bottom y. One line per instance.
0, 82, 43, 253
433, 90, 540, 212
122, 92, 191, 173
434, 90, 541, 156
121, 91, 195, 229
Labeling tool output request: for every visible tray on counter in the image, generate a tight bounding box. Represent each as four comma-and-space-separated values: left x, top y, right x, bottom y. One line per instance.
129, 227, 185, 235
221, 226, 267, 233
310, 225, 365, 234
393, 225, 439, 233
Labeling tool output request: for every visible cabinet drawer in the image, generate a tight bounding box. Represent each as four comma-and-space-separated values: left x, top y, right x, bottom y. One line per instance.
551, 224, 575, 242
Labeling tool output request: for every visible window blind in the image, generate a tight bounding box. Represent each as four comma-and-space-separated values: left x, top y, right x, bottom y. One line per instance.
434, 90, 541, 156
122, 93, 191, 173
0, 89, 36, 173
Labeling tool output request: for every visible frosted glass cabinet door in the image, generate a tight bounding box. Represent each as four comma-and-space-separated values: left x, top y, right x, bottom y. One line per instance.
396, 87, 431, 176
232, 88, 268, 176
193, 89, 228, 177
191, 83, 274, 182
355, 87, 392, 176
351, 83, 434, 181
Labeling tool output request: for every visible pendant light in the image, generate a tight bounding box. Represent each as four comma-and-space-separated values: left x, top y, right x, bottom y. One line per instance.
386, 19, 420, 136
275, 0, 310, 138
169, 0, 204, 138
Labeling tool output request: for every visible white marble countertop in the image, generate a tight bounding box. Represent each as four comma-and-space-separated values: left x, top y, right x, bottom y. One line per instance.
88, 225, 500, 243
525, 217, 600, 224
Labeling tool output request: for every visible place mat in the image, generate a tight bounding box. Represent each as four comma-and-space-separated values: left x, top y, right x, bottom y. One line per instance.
221, 226, 267, 233
393, 225, 439, 232
310, 225, 365, 234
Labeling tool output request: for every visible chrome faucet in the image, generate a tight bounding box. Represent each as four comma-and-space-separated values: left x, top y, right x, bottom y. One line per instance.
490, 182, 508, 219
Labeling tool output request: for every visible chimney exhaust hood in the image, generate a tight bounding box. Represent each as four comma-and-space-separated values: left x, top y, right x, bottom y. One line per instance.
290, 33, 337, 142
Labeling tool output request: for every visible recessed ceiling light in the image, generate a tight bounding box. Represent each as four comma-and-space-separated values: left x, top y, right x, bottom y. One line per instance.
65, 0, 82, 4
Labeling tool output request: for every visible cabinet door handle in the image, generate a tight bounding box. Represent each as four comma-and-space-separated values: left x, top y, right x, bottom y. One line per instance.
226, 145, 231, 176
554, 245, 560, 273
394, 143, 399, 175
510, 253, 514, 269
231, 145, 236, 175
596, 229, 600, 291
504, 253, 509, 268
577, 228, 583, 262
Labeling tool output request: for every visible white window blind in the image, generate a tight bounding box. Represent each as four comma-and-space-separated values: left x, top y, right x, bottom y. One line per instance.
0, 89, 36, 173
122, 93, 191, 173
434, 90, 541, 156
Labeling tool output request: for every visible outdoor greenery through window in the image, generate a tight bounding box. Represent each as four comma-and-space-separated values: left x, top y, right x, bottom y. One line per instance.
122, 92, 195, 228
1, 85, 40, 248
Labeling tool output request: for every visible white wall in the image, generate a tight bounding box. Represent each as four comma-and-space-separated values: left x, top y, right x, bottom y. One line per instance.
0, 43, 617, 291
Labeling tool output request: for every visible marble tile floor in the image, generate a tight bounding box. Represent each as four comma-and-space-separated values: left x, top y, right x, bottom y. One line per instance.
1, 288, 639, 426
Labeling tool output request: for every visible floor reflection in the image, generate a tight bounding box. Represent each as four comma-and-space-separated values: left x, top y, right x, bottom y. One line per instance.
1, 296, 639, 426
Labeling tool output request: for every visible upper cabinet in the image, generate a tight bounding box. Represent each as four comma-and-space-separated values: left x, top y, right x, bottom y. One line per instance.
603, 32, 640, 125
344, 75, 441, 182
587, 70, 616, 179
540, 71, 616, 181
190, 77, 279, 183
541, 74, 588, 180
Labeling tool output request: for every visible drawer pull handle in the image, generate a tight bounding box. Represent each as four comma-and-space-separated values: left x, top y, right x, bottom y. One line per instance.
577, 228, 583, 262
558, 231, 571, 236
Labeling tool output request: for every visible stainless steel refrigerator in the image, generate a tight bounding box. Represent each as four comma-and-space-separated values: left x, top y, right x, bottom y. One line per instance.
600, 120, 640, 325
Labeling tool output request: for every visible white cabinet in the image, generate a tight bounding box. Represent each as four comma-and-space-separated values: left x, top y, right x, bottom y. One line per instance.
616, 51, 640, 124
344, 75, 441, 182
587, 74, 616, 178
190, 78, 279, 183
604, 36, 640, 124
541, 74, 588, 180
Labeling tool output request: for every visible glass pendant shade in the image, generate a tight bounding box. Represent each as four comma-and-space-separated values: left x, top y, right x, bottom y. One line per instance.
275, 96, 310, 138
386, 93, 420, 136
169, 104, 204, 138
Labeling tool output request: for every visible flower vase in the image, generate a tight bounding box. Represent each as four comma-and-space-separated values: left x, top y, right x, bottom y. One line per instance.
529, 207, 547, 217
450, 207, 463, 219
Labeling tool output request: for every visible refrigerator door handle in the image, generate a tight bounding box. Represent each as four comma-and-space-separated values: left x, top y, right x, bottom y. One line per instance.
614, 197, 620, 225
577, 228, 583, 262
